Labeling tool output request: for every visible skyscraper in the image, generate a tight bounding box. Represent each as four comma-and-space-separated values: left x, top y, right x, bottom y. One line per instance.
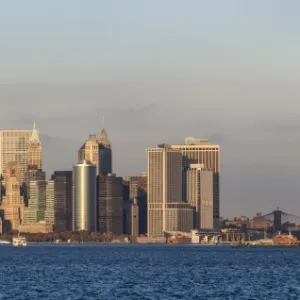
171, 137, 220, 228
0, 162, 25, 231
98, 173, 123, 234
78, 135, 101, 175
23, 180, 47, 224
0, 128, 33, 183
98, 129, 112, 175
72, 160, 96, 231
27, 122, 42, 171
187, 164, 213, 229
78, 129, 112, 176
131, 197, 139, 236
45, 180, 55, 227
124, 174, 147, 234
51, 171, 72, 232
146, 144, 193, 237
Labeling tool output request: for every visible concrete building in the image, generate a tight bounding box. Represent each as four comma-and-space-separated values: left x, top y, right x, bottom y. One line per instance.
131, 197, 139, 236
98, 173, 123, 234
171, 137, 220, 228
98, 129, 112, 175
45, 180, 55, 227
19, 221, 53, 233
0, 162, 25, 231
23, 180, 48, 224
51, 171, 72, 232
187, 164, 213, 229
146, 145, 193, 237
123, 173, 147, 234
0, 128, 33, 183
78, 129, 112, 176
72, 161, 96, 231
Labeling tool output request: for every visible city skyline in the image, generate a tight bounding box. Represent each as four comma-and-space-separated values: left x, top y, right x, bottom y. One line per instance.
2, 1, 300, 219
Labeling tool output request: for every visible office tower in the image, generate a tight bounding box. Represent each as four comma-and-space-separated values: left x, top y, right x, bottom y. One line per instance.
124, 173, 147, 234
131, 197, 139, 236
23, 180, 47, 223
27, 122, 42, 171
98, 173, 123, 234
51, 171, 72, 232
171, 137, 220, 228
45, 180, 55, 227
0, 127, 33, 183
72, 160, 96, 231
187, 164, 213, 229
19, 179, 54, 234
78, 129, 112, 176
98, 129, 112, 175
0, 162, 25, 231
78, 134, 100, 175
146, 144, 193, 237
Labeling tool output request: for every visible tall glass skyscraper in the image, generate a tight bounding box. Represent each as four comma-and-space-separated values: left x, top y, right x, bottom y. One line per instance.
72, 160, 96, 231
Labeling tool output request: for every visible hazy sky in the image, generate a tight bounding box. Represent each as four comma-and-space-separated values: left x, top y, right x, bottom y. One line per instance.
1, 1, 300, 218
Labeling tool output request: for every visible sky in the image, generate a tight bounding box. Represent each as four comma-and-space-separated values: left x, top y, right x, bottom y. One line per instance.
1, 1, 300, 218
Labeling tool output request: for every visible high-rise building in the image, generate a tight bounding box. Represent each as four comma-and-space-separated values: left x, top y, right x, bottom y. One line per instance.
187, 164, 213, 229
171, 137, 220, 228
146, 144, 193, 237
98, 173, 123, 234
78, 129, 112, 176
78, 135, 101, 175
51, 171, 72, 232
0, 128, 33, 183
45, 180, 55, 227
23, 180, 47, 224
124, 173, 147, 234
72, 161, 96, 231
27, 122, 42, 171
0, 162, 25, 231
98, 129, 112, 175
131, 197, 139, 236
19, 179, 54, 233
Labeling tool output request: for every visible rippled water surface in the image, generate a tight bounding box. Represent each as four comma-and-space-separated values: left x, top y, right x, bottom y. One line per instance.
0, 244, 300, 299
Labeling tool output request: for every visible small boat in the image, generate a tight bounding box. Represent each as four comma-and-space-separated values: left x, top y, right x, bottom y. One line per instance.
12, 234, 27, 247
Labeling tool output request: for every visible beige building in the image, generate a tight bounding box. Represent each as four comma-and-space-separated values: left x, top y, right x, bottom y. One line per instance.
0, 128, 33, 183
0, 162, 25, 231
187, 164, 213, 229
146, 145, 193, 237
171, 137, 220, 228
19, 221, 53, 233
78, 129, 112, 176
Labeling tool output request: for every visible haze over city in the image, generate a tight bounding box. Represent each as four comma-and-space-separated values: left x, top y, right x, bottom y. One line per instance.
1, 1, 300, 218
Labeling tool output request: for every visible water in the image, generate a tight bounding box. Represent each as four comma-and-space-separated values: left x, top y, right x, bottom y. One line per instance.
0, 244, 300, 299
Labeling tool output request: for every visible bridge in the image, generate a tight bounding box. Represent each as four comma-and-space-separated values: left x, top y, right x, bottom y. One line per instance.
245, 209, 300, 235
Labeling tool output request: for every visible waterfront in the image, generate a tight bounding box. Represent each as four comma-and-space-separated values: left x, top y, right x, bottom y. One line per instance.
1, 245, 300, 299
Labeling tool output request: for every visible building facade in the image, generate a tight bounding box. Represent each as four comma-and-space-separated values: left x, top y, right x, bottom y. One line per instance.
124, 174, 147, 234
0, 129, 33, 184
27, 122, 42, 172
187, 164, 213, 229
78, 129, 112, 176
72, 161, 96, 231
51, 171, 72, 232
171, 137, 220, 228
0, 162, 25, 231
131, 197, 139, 236
146, 145, 193, 237
98, 173, 123, 235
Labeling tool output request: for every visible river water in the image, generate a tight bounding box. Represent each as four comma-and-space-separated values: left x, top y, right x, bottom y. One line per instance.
0, 244, 299, 299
